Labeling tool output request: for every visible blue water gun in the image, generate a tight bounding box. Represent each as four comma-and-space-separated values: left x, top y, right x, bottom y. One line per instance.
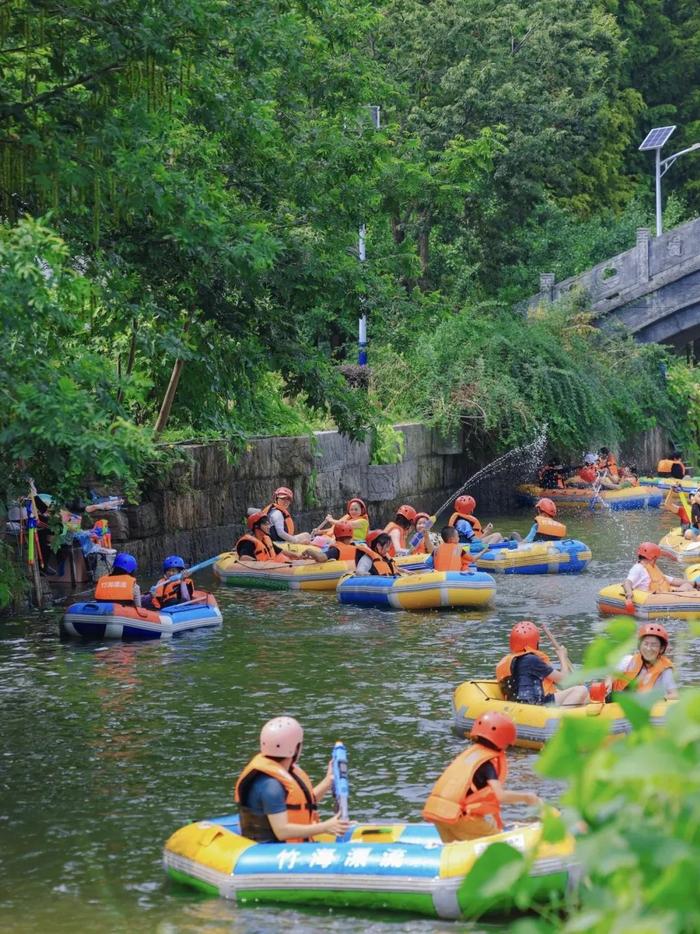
331, 741, 349, 820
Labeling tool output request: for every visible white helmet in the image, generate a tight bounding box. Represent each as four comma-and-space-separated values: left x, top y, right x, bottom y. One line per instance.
260, 716, 303, 758
584, 453, 598, 465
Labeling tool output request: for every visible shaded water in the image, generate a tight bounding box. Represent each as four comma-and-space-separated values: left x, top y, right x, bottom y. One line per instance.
2, 506, 699, 933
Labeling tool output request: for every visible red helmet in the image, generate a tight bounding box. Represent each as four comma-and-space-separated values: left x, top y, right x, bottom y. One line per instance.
260, 716, 303, 757
333, 521, 354, 540
274, 486, 294, 501
536, 497, 557, 518
347, 497, 367, 515
396, 504, 417, 522
454, 495, 476, 517
638, 622, 669, 653
247, 510, 270, 530
637, 541, 661, 561
366, 529, 383, 547
470, 711, 517, 750
509, 620, 541, 653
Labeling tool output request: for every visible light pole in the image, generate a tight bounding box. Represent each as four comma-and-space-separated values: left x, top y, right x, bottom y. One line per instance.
639, 125, 700, 236
358, 105, 380, 367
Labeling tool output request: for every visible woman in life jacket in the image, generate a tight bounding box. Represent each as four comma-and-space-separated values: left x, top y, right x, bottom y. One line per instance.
383, 504, 417, 555
496, 621, 589, 706
423, 526, 473, 571
422, 711, 542, 842
591, 623, 678, 702
311, 521, 359, 563
94, 552, 143, 607
623, 542, 697, 611
519, 498, 566, 542
354, 531, 404, 576
597, 447, 620, 482
234, 716, 350, 843
236, 512, 313, 564
448, 495, 503, 546
150, 555, 194, 609
316, 498, 370, 543
261, 487, 312, 545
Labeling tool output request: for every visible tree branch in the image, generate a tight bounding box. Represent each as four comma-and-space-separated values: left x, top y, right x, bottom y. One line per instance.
0, 61, 124, 119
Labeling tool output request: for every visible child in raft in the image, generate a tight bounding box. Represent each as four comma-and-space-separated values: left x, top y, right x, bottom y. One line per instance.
354, 531, 406, 576
422, 526, 473, 571
422, 712, 543, 842
315, 498, 370, 542
94, 552, 143, 607
496, 621, 589, 707
149, 555, 194, 608
512, 498, 566, 543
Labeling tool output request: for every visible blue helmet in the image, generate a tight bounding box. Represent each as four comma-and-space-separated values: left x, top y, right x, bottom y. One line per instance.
113, 552, 137, 574
163, 555, 186, 572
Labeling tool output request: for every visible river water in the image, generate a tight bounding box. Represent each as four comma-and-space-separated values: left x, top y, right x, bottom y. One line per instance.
2, 505, 699, 933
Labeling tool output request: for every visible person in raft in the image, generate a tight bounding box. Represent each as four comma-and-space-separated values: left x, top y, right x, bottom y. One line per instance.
261, 487, 312, 545
235, 716, 350, 843
512, 497, 566, 543
408, 511, 434, 555
383, 504, 418, 555
422, 711, 542, 842
591, 622, 678, 703
448, 495, 503, 546
564, 452, 598, 487
94, 552, 143, 607
236, 512, 324, 564
596, 447, 620, 482
311, 521, 359, 563
496, 621, 589, 706
354, 530, 405, 576
422, 526, 473, 571
149, 555, 194, 609
316, 497, 370, 542
623, 541, 698, 610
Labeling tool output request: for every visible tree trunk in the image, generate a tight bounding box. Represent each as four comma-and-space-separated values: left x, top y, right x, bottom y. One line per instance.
417, 212, 431, 290
154, 316, 190, 437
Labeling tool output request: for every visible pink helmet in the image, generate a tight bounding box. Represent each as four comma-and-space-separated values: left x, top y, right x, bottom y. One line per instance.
260, 716, 303, 757
274, 486, 294, 501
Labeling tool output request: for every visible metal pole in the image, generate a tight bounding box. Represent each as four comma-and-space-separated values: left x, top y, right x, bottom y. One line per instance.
655, 148, 662, 237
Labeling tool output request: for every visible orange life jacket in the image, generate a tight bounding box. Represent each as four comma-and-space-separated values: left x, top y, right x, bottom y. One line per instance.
598, 454, 619, 479
432, 542, 470, 572
331, 541, 358, 561
422, 743, 507, 829
383, 520, 407, 556
657, 459, 673, 476
411, 536, 427, 555
94, 574, 136, 605
235, 532, 288, 563
235, 754, 318, 843
496, 650, 556, 699
644, 561, 673, 594
355, 542, 397, 576
534, 515, 567, 539
611, 652, 674, 694
261, 502, 295, 536
151, 576, 194, 609
448, 513, 483, 536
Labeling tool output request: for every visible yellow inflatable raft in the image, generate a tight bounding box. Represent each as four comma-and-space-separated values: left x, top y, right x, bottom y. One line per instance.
453, 680, 670, 749
597, 583, 700, 619
659, 528, 700, 564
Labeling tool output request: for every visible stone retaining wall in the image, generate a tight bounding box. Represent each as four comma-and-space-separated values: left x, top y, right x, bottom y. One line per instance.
91, 423, 667, 571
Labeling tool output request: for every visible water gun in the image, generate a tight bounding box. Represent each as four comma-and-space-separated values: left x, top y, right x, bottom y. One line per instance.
24, 500, 37, 566
90, 519, 112, 549
331, 741, 349, 821
408, 515, 435, 551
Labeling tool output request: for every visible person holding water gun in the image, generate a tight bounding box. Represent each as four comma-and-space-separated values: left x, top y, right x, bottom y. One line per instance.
149, 555, 194, 609
235, 717, 350, 842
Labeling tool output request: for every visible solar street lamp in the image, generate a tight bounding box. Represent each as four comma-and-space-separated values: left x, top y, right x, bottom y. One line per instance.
639, 126, 700, 236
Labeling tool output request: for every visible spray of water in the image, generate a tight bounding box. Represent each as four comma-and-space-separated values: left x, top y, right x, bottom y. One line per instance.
433, 429, 548, 522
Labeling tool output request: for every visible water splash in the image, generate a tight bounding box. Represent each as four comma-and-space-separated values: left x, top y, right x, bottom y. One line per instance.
433, 429, 548, 521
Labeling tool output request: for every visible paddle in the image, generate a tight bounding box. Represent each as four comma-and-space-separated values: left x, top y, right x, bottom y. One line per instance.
332, 741, 349, 822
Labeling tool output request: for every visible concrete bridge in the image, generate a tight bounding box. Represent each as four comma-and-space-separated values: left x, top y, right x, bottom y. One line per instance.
529, 216, 700, 348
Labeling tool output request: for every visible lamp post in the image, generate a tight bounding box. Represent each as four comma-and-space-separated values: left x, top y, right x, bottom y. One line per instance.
358, 105, 380, 367
639, 126, 700, 236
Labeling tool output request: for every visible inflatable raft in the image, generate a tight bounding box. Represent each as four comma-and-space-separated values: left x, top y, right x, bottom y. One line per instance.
517, 484, 662, 511
597, 583, 700, 619
61, 592, 223, 640
658, 528, 700, 564
163, 814, 574, 920
473, 539, 591, 574
453, 680, 670, 749
337, 569, 496, 610
640, 476, 699, 493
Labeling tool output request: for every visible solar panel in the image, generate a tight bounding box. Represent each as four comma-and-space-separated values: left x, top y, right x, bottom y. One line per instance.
639, 126, 676, 151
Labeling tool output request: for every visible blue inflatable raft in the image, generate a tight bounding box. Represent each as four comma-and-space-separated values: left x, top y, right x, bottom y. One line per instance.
336, 569, 496, 610
472, 538, 592, 574
61, 591, 223, 640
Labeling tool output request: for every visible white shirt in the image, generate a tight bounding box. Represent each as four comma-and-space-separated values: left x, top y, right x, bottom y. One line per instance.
356, 554, 374, 575
625, 561, 670, 592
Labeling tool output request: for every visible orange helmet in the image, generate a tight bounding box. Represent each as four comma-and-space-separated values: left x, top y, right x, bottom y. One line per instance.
274, 486, 294, 501
637, 541, 661, 561
396, 504, 417, 522
333, 521, 354, 540
470, 711, 517, 750
509, 620, 541, 653
536, 497, 557, 517
247, 510, 270, 530
260, 716, 303, 757
638, 622, 669, 653
347, 497, 367, 515
454, 495, 476, 517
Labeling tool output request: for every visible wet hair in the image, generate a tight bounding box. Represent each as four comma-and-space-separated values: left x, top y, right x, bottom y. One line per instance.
373, 533, 392, 550
441, 526, 459, 542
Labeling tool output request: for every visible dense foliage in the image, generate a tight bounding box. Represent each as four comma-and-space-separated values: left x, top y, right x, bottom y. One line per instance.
1, 0, 700, 498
